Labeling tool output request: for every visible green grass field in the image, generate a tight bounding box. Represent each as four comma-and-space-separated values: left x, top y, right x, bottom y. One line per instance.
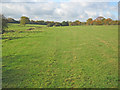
2, 24, 118, 88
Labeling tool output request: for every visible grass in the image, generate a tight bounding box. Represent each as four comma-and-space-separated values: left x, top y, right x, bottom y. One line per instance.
2, 24, 118, 88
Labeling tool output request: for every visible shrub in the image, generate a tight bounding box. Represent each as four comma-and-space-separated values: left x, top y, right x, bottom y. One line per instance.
61, 21, 69, 26
54, 23, 61, 27
47, 23, 54, 27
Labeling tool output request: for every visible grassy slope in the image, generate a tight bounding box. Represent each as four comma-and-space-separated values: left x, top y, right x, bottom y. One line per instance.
2, 24, 118, 88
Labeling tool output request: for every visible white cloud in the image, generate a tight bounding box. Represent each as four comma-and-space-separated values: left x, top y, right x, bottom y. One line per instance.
85, 11, 97, 17
1, 0, 120, 2
1, 2, 118, 21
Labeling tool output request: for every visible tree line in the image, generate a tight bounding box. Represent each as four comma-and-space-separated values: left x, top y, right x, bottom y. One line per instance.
1, 14, 120, 34
7, 16, 119, 27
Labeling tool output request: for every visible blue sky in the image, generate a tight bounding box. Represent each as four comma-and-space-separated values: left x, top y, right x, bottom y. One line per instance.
1, 0, 118, 21
108, 2, 118, 19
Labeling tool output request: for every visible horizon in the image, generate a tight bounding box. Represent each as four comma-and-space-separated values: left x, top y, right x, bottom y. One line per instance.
6, 15, 118, 23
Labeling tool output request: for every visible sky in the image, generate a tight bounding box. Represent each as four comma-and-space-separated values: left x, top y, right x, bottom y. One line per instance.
1, 0, 119, 22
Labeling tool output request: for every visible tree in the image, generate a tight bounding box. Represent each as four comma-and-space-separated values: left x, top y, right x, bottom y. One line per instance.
30, 20, 35, 24
87, 18, 93, 25
20, 16, 30, 26
91, 20, 103, 25
61, 21, 69, 26
35, 20, 47, 25
72, 20, 81, 26
7, 18, 16, 23
95, 16, 104, 21
47, 23, 54, 27
54, 22, 61, 26
96, 20, 103, 25
101, 18, 106, 25
81, 22, 86, 25
104, 18, 113, 25
0, 14, 8, 34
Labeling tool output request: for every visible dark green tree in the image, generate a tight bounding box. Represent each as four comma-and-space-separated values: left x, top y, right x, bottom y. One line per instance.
61, 21, 69, 26
0, 14, 8, 34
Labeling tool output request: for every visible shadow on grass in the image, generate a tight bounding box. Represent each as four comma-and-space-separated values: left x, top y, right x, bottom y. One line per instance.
5, 30, 15, 33
2, 35, 44, 41
2, 29, 44, 42
22, 30, 43, 33
2, 36, 25, 40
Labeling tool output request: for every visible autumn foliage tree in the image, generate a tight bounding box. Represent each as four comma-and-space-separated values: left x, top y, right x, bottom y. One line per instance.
69, 20, 81, 26
14, 16, 119, 26
87, 18, 93, 25
74, 20, 81, 25
89, 17, 118, 25
104, 18, 113, 25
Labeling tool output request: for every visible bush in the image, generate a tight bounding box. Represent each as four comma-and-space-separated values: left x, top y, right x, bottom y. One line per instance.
47, 23, 54, 27
54, 23, 61, 27
61, 21, 69, 26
